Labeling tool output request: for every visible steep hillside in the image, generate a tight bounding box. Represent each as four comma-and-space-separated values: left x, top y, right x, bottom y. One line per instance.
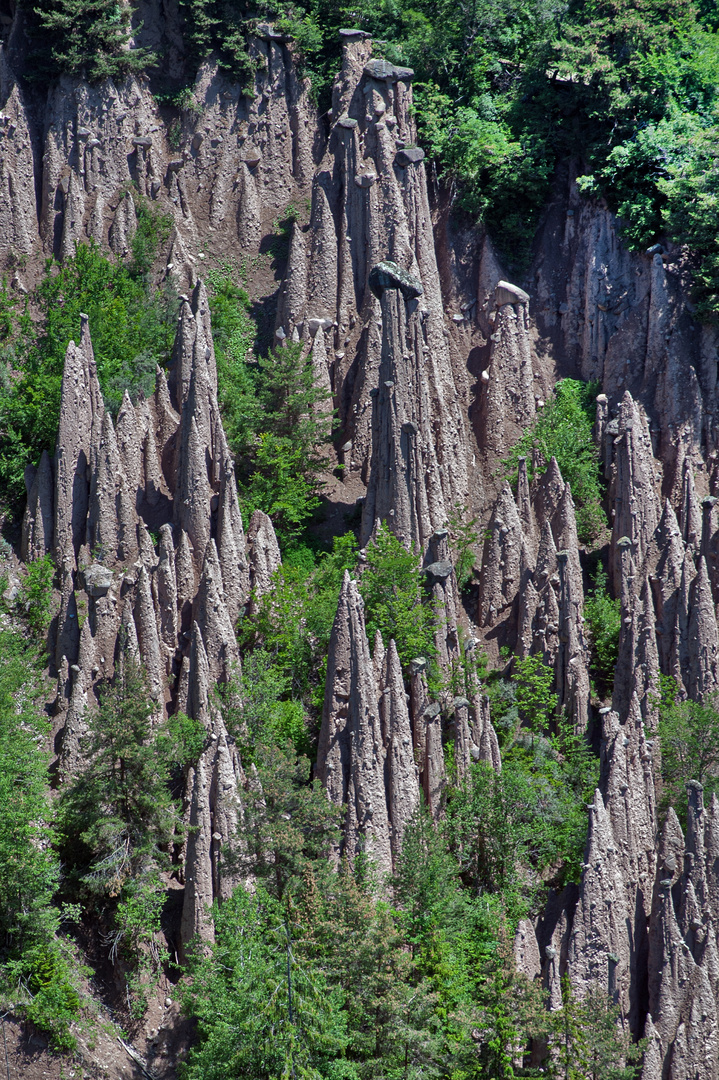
2, 3, 719, 1079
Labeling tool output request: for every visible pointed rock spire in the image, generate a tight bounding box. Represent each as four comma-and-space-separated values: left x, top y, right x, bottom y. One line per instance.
479, 481, 523, 629
424, 527, 461, 670
382, 640, 420, 860
87, 411, 137, 565
193, 540, 240, 686
687, 556, 719, 699
54, 327, 104, 562
134, 565, 163, 703
247, 510, 281, 608
21, 450, 54, 561
477, 283, 535, 457
681, 458, 702, 555
361, 263, 446, 549
216, 453, 249, 625
611, 392, 660, 590
153, 524, 178, 653
316, 571, 393, 877
568, 790, 633, 1019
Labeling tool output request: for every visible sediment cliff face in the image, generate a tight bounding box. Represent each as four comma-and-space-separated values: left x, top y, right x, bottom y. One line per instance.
7, 9, 719, 1074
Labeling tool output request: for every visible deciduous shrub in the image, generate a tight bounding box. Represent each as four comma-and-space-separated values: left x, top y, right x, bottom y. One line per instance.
504, 379, 606, 544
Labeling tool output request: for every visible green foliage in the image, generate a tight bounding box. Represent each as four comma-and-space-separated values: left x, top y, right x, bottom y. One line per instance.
264, 0, 719, 281
513, 654, 558, 733
0, 630, 56, 951
162, 710, 207, 768
237, 739, 344, 900
176, 0, 257, 84
17, 554, 55, 636
22, 0, 154, 82
233, 648, 311, 758
658, 115, 719, 318
207, 269, 331, 548
238, 342, 332, 545
0, 626, 83, 1050
552, 978, 644, 1080
58, 657, 182, 1010
19, 939, 83, 1052
182, 885, 349, 1080
359, 523, 436, 671
657, 674, 719, 822
0, 241, 177, 511
504, 379, 606, 544
59, 657, 180, 898
129, 196, 174, 279
447, 752, 591, 912
183, 794, 631, 1080
239, 531, 358, 716
241, 431, 324, 547
584, 563, 621, 696
207, 268, 258, 454
447, 503, 480, 591
471, 661, 598, 901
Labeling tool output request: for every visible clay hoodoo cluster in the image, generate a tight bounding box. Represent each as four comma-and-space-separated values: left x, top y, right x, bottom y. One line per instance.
0, 29, 319, 278
11, 10, 719, 1073
22, 284, 282, 951
316, 564, 500, 871
273, 33, 472, 548
498, 383, 719, 1078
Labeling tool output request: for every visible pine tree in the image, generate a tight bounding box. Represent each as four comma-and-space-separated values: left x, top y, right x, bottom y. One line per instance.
23, 0, 154, 82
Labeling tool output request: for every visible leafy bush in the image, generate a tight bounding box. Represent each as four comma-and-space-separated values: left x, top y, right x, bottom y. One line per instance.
584, 564, 621, 696
447, 503, 479, 592
162, 710, 207, 768
513, 654, 557, 734
472, 655, 598, 900
504, 379, 606, 544
129, 197, 174, 280
239, 532, 358, 719
359, 524, 436, 671
657, 674, 719, 822
17, 554, 55, 636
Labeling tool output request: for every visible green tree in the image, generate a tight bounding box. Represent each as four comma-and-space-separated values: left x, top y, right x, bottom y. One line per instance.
657, 674, 719, 820
513, 654, 558, 734
182, 885, 349, 1080
238, 343, 333, 547
0, 626, 82, 1050
359, 524, 436, 670
584, 564, 621, 697
58, 658, 182, 1010
235, 737, 343, 900
504, 379, 606, 544
550, 979, 643, 1080
23, 0, 154, 82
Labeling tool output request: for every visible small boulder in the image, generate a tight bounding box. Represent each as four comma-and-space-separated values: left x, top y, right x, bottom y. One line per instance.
395, 146, 425, 167
81, 564, 114, 597
368, 260, 423, 301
